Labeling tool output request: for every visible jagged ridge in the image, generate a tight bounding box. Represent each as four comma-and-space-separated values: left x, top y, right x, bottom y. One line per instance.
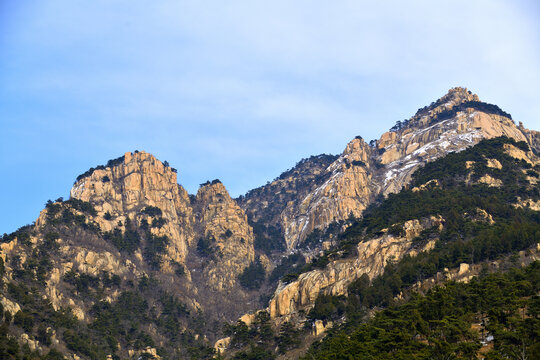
239, 87, 534, 250
1, 87, 539, 360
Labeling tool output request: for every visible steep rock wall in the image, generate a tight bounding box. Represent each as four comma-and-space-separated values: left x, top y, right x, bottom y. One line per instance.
70, 151, 193, 265
195, 182, 256, 290
268, 216, 443, 318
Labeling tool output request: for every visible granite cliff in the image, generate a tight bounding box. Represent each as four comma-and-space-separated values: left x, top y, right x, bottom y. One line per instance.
67, 152, 256, 291
69, 151, 193, 268
240, 87, 537, 250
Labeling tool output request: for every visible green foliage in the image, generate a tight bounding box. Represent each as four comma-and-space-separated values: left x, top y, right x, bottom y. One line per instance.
45, 200, 62, 215
303, 262, 540, 359
302, 228, 324, 248
268, 253, 305, 283
388, 223, 405, 236
63, 329, 102, 358
225, 320, 251, 348
75, 155, 125, 182
307, 294, 346, 321
434, 100, 513, 122
197, 236, 215, 258
345, 220, 540, 310
301, 219, 350, 250
103, 228, 140, 254
14, 310, 34, 333
1, 224, 32, 244
36, 323, 53, 346
250, 220, 286, 255
281, 273, 299, 284
240, 153, 338, 256
63, 270, 99, 295
64, 198, 98, 216
150, 217, 167, 228
141, 206, 162, 217
226, 311, 276, 358
411, 137, 530, 189
284, 137, 540, 358
0, 280, 103, 358
100, 271, 121, 288
44, 199, 99, 232
231, 346, 275, 360
200, 179, 222, 187
405, 99, 513, 133
172, 261, 186, 276
238, 258, 266, 290
44, 349, 65, 360
276, 322, 301, 354
346, 137, 536, 239
137, 274, 158, 293
143, 234, 169, 269
275, 154, 339, 182
221, 229, 233, 239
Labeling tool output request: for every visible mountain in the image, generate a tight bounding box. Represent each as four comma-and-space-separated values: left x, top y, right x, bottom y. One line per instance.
224, 137, 540, 360
240, 87, 536, 250
0, 87, 539, 359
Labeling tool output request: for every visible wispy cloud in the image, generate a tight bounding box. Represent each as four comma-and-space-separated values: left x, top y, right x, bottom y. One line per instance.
0, 0, 539, 233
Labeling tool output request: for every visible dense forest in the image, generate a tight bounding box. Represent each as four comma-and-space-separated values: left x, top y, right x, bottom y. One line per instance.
225, 137, 540, 359
304, 262, 539, 359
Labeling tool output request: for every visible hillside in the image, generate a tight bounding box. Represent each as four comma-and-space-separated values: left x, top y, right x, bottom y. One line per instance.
220, 136, 540, 359
0, 88, 539, 359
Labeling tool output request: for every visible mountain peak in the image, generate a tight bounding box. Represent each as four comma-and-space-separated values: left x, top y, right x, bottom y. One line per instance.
196, 179, 231, 204
73, 150, 178, 185
443, 86, 479, 103
408, 86, 479, 125
431, 86, 480, 111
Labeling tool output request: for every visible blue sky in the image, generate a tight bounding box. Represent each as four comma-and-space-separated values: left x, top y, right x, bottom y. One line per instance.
1, 0, 539, 234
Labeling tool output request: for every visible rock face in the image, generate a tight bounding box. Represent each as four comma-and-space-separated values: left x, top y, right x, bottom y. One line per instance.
241, 87, 537, 249
280, 138, 373, 249
518, 122, 540, 153
268, 216, 442, 318
195, 181, 255, 290
67, 153, 256, 291
239, 154, 339, 250
0, 153, 262, 352
70, 151, 193, 265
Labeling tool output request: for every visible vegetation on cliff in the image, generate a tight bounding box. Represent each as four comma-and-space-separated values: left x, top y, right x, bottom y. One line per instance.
303, 262, 539, 359
0, 200, 216, 359
287, 137, 539, 282
230, 137, 539, 359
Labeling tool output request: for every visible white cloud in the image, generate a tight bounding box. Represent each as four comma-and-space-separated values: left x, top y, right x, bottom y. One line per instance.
1, 0, 539, 232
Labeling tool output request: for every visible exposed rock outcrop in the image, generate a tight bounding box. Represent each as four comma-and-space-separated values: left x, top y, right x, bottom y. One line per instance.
280, 138, 373, 249
70, 151, 193, 265
0, 151, 262, 339
240, 87, 537, 249
195, 181, 255, 290
67, 152, 257, 292
268, 216, 443, 318
1, 86, 538, 359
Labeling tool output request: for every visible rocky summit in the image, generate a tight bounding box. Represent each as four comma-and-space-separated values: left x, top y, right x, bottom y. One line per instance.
241, 87, 536, 249
1, 87, 539, 359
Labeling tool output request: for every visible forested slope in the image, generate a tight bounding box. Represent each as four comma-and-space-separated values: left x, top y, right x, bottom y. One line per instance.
223, 137, 540, 359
